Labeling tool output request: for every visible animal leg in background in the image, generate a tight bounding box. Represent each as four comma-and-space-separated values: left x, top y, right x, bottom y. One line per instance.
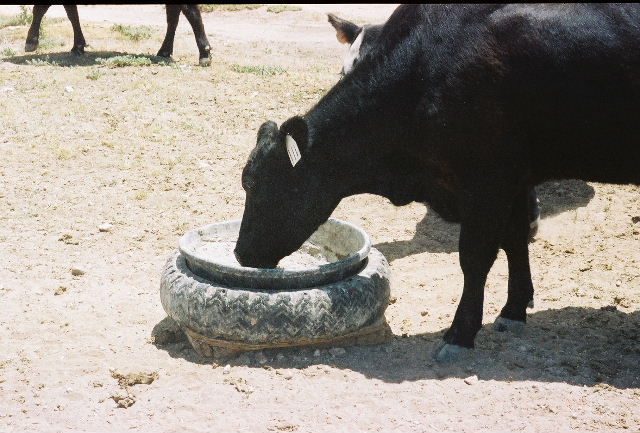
180, 4, 211, 67
24, 5, 50, 52
157, 4, 181, 59
24, 5, 86, 55
63, 5, 87, 55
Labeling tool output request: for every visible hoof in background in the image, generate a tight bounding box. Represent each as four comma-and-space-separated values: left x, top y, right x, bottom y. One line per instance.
25, 41, 38, 52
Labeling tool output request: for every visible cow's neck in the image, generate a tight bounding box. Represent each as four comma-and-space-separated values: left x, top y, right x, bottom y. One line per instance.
304, 56, 423, 201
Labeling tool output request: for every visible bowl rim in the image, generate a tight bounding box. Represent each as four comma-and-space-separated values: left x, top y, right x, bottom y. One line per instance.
178, 217, 371, 282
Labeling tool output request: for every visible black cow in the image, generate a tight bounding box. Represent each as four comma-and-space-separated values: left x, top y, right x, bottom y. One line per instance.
25, 5, 211, 66
328, 11, 542, 240
235, 4, 640, 362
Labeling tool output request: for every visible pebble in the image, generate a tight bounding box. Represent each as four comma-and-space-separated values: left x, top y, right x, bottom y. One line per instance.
98, 223, 113, 232
463, 375, 478, 385
64, 86, 74, 93
328, 347, 346, 357
71, 267, 85, 276
222, 364, 231, 375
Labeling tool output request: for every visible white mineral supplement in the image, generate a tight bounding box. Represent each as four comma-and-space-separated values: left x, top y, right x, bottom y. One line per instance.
196, 239, 340, 270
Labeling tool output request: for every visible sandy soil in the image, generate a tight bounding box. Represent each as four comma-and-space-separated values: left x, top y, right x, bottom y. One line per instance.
0, 4, 639, 433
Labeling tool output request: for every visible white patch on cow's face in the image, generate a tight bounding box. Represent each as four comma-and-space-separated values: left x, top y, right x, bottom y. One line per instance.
342, 28, 365, 75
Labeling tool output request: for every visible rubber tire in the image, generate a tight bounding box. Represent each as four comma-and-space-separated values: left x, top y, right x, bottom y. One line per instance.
160, 249, 390, 345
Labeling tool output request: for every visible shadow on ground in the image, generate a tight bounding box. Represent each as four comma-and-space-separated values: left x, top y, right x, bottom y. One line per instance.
4, 50, 173, 67
152, 306, 640, 389
375, 179, 596, 259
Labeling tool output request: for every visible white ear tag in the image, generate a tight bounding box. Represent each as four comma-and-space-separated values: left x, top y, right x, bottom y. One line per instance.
285, 134, 301, 167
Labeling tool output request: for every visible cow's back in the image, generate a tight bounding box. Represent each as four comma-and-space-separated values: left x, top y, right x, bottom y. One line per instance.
487, 4, 640, 184
407, 5, 639, 186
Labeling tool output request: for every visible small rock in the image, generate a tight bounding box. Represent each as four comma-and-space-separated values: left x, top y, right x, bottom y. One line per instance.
615, 280, 622, 287
71, 267, 85, 276
613, 296, 631, 308
632, 216, 640, 224
223, 364, 231, 375
64, 86, 74, 93
388, 296, 397, 305
463, 375, 478, 385
54, 286, 68, 296
98, 223, 113, 232
420, 311, 429, 316
111, 393, 135, 408
328, 347, 346, 357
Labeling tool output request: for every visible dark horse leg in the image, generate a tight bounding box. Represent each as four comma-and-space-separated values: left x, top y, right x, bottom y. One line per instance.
157, 4, 181, 59
63, 5, 87, 55
25, 5, 86, 55
180, 5, 212, 66
157, 4, 211, 66
25, 5, 50, 52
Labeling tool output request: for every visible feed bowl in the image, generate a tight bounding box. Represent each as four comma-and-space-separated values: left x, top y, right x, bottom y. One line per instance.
160, 218, 391, 358
178, 218, 371, 290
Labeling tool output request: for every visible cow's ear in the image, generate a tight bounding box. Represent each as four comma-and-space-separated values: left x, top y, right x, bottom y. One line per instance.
328, 13, 361, 45
256, 120, 279, 148
280, 116, 309, 166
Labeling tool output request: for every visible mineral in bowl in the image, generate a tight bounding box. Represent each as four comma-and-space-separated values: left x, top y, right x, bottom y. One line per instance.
178, 218, 371, 290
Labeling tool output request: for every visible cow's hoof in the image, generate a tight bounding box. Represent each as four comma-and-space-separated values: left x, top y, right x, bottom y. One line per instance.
25, 41, 38, 52
527, 299, 535, 309
433, 341, 471, 363
199, 56, 211, 67
493, 317, 526, 334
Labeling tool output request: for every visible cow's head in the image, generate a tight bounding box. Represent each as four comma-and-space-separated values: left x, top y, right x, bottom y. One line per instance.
234, 118, 342, 268
327, 13, 383, 76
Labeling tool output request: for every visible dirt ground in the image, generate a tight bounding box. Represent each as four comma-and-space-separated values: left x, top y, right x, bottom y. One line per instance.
0, 4, 639, 433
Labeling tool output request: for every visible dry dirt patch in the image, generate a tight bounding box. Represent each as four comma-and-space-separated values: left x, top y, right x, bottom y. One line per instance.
0, 4, 638, 433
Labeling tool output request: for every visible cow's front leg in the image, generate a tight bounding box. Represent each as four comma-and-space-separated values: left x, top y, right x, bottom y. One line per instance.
63, 5, 86, 55
435, 185, 509, 362
25, 5, 51, 52
494, 188, 535, 332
